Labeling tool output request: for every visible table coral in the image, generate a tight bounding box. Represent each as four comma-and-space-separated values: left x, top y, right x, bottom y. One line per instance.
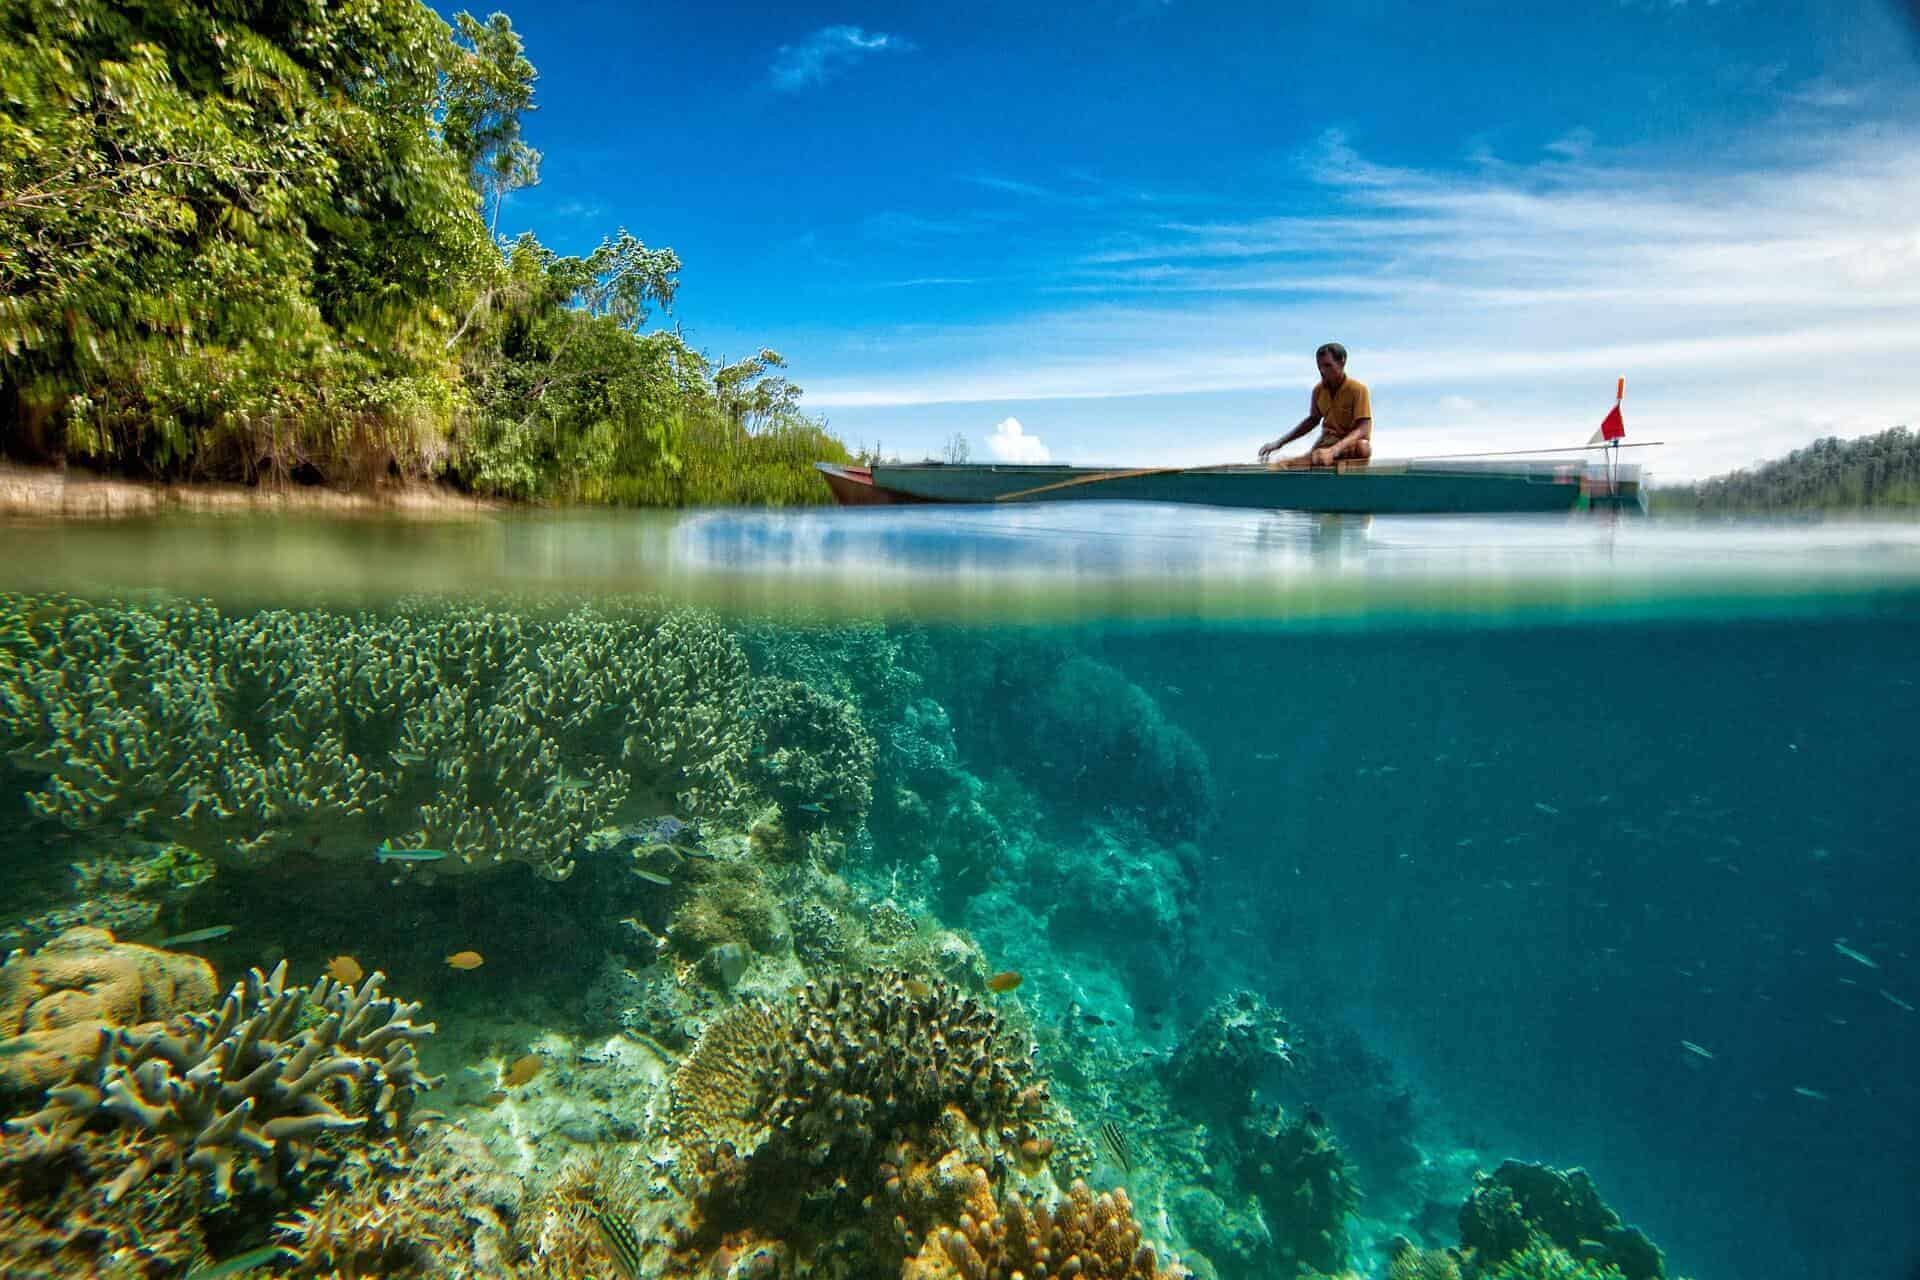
0, 594, 758, 881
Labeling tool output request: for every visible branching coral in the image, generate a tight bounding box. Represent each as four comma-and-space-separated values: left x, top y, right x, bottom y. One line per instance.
905, 1178, 1175, 1280
6, 959, 442, 1203
274, 1126, 523, 1279
0, 594, 757, 880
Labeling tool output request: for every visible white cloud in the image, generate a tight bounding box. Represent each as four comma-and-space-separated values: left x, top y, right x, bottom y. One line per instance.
1544, 127, 1595, 160
769, 26, 912, 92
986, 417, 1050, 462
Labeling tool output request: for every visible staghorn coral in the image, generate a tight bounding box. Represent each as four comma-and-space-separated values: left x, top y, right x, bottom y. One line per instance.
0, 594, 757, 880
904, 1178, 1175, 1280
6, 958, 442, 1203
274, 1125, 523, 1279
0, 927, 217, 1110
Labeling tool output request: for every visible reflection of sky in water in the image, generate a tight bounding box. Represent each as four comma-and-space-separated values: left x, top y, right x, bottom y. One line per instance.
6, 507, 1920, 620
672, 503, 1920, 584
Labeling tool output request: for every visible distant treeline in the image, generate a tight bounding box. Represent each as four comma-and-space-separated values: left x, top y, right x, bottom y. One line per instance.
0, 1, 850, 504
1656, 427, 1920, 514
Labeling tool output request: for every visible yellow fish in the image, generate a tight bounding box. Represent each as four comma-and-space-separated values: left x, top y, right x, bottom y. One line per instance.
445, 950, 484, 971
986, 970, 1023, 994
325, 955, 364, 984
503, 1054, 542, 1087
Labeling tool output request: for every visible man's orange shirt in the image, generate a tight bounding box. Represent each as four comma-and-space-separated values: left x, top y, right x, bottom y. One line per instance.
1314, 378, 1372, 442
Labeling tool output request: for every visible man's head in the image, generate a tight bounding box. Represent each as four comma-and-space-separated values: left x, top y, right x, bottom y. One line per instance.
1315, 342, 1348, 384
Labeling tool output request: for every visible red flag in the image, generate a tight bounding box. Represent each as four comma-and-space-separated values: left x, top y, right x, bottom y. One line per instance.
1589, 403, 1625, 445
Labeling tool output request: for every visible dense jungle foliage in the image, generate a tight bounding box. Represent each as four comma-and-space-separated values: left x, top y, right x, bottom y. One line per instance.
1656, 426, 1920, 514
0, 0, 851, 503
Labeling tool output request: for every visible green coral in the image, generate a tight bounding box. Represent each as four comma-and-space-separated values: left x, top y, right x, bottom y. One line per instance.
746, 675, 876, 836
0, 594, 754, 880
1460, 1162, 1665, 1280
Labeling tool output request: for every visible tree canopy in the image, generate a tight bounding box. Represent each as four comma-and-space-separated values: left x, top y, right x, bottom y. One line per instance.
1656, 427, 1920, 514
0, 0, 848, 503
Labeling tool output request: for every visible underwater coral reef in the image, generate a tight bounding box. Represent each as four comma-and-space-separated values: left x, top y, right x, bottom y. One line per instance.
0, 594, 1696, 1280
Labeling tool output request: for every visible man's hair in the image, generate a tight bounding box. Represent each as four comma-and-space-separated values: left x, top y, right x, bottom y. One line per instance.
1316, 342, 1348, 365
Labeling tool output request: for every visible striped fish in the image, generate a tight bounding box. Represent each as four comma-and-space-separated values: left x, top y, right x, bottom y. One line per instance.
594, 1208, 644, 1280
1098, 1119, 1134, 1175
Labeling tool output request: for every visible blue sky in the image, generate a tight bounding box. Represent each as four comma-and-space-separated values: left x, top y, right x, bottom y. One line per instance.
467, 0, 1920, 480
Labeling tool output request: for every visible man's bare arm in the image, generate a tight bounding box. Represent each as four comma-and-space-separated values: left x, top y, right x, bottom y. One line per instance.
1258, 399, 1324, 460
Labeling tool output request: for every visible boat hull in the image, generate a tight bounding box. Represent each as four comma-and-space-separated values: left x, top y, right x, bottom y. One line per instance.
816, 460, 1644, 515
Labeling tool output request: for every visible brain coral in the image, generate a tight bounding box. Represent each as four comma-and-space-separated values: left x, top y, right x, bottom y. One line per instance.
670, 969, 1042, 1178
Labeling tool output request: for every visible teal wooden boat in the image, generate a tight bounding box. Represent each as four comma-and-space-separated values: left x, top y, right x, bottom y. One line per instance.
817, 456, 1646, 514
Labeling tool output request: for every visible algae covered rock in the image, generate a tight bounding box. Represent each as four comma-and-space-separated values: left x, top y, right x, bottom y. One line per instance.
1460, 1160, 1665, 1280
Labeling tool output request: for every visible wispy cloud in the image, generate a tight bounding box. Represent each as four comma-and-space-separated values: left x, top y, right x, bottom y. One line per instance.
770, 26, 913, 92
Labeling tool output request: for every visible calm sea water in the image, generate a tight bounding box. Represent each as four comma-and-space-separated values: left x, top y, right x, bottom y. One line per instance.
1, 505, 1915, 1280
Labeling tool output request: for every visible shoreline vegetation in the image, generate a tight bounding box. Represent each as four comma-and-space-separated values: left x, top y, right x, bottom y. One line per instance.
1650, 426, 1920, 515
0, 1, 853, 507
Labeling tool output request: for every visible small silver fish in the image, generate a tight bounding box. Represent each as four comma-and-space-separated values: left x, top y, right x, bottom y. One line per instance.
161, 925, 233, 947
1880, 989, 1915, 1012
376, 841, 449, 864
1792, 1086, 1829, 1102
1833, 940, 1878, 969
182, 1245, 285, 1279
1680, 1040, 1715, 1060
1534, 802, 1561, 816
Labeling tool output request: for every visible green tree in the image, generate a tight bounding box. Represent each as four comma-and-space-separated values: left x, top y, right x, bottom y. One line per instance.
440, 10, 541, 235
0, 0, 488, 479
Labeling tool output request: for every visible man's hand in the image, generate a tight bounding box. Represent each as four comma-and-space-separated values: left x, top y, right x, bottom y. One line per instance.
1257, 438, 1283, 462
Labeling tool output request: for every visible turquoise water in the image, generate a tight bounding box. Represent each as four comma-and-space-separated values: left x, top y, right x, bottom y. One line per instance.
0, 507, 1915, 1280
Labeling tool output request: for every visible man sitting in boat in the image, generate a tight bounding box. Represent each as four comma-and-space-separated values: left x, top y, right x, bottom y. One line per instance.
1257, 343, 1372, 468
